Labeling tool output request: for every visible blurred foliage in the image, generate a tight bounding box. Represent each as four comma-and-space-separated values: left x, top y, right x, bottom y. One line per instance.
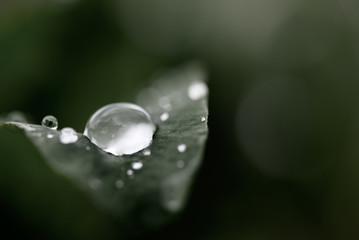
1, 0, 359, 239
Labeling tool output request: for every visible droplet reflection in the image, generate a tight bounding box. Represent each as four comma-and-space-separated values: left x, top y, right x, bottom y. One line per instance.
84, 103, 156, 156
42, 115, 58, 130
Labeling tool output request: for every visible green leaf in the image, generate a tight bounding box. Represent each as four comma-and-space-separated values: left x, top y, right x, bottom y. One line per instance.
0, 64, 209, 231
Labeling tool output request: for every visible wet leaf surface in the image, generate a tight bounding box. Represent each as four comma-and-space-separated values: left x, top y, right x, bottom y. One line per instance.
0, 64, 209, 232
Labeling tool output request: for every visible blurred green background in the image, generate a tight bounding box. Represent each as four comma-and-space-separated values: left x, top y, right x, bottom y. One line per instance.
1, 0, 359, 239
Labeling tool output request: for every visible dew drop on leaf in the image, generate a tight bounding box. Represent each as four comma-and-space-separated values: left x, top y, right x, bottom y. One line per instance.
127, 169, 134, 176
60, 128, 78, 144
160, 112, 169, 121
177, 144, 187, 153
132, 161, 143, 170
41, 115, 58, 130
84, 103, 156, 156
188, 81, 208, 100
143, 149, 151, 156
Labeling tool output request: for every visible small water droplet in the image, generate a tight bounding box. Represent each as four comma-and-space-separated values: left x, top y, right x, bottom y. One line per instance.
143, 149, 151, 156
41, 115, 58, 130
115, 180, 124, 189
201, 117, 206, 122
132, 162, 143, 170
127, 169, 134, 176
177, 160, 185, 168
188, 81, 208, 100
89, 178, 102, 190
177, 144, 187, 153
84, 103, 156, 156
47, 134, 54, 139
86, 146, 91, 151
160, 112, 169, 121
60, 128, 78, 144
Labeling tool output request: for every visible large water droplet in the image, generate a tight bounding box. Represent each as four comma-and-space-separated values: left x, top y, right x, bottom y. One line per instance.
60, 128, 78, 144
42, 115, 58, 130
84, 103, 156, 156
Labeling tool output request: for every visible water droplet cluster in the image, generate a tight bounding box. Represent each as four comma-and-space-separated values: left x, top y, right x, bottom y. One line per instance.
38, 78, 208, 196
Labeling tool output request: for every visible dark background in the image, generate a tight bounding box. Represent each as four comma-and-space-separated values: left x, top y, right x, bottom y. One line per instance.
1, 0, 359, 239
